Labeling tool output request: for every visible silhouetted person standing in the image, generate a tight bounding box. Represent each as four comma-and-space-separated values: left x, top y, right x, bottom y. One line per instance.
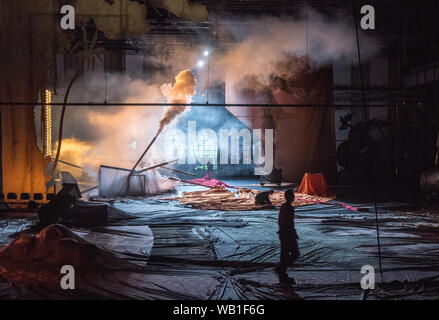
276, 189, 299, 279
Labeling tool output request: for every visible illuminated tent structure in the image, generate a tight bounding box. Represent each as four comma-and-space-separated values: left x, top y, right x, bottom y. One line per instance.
173, 105, 255, 178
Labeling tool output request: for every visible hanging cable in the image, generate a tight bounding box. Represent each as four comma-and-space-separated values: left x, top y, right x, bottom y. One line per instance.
306, 1, 309, 65
352, 0, 384, 284
105, 6, 109, 104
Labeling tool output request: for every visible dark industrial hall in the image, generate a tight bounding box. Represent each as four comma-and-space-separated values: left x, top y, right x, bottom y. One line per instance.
1, 0, 439, 301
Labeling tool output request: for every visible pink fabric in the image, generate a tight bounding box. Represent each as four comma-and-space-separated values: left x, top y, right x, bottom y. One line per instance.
189, 175, 240, 189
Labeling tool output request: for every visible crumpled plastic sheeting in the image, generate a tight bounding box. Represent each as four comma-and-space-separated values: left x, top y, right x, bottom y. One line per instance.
163, 188, 335, 211
0, 224, 149, 298
1, 183, 439, 299
98, 166, 177, 197
73, 225, 154, 258
111, 193, 439, 299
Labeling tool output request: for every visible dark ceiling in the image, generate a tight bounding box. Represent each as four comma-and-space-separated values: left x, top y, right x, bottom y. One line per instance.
108, 0, 439, 68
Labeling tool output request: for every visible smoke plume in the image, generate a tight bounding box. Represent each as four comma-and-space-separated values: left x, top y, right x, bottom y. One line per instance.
214, 10, 380, 87
158, 69, 197, 134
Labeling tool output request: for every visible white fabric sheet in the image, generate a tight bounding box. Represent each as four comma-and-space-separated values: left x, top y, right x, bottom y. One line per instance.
98, 165, 177, 197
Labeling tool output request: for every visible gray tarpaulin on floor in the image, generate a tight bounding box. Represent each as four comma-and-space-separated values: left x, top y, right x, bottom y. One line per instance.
1, 181, 439, 299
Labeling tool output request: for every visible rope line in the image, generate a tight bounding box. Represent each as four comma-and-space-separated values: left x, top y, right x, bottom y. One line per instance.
352, 0, 384, 284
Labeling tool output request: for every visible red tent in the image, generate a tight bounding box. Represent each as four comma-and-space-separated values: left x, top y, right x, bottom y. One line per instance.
298, 173, 332, 197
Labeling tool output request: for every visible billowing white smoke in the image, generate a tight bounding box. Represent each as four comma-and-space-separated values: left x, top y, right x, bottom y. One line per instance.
46, 70, 197, 181
158, 69, 197, 134
42, 9, 379, 182
214, 9, 380, 86
44, 74, 167, 181
126, 69, 197, 173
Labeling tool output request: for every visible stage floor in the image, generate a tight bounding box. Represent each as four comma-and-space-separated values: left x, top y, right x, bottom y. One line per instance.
1, 180, 439, 299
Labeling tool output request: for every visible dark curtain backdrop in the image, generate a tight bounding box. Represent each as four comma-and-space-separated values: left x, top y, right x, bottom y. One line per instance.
226, 60, 336, 183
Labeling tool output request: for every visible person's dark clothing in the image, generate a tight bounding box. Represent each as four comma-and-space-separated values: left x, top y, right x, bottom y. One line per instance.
277, 203, 299, 273
255, 191, 272, 206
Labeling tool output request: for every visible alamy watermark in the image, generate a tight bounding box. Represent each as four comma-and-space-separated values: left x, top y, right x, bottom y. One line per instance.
164, 121, 274, 175
60, 265, 75, 290
59, 4, 375, 31
360, 265, 375, 290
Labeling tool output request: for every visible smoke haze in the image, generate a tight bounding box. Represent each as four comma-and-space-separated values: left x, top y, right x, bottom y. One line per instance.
36, 9, 380, 182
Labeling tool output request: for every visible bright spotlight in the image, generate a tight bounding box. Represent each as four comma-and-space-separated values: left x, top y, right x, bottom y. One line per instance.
198, 60, 204, 67
203, 50, 209, 56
